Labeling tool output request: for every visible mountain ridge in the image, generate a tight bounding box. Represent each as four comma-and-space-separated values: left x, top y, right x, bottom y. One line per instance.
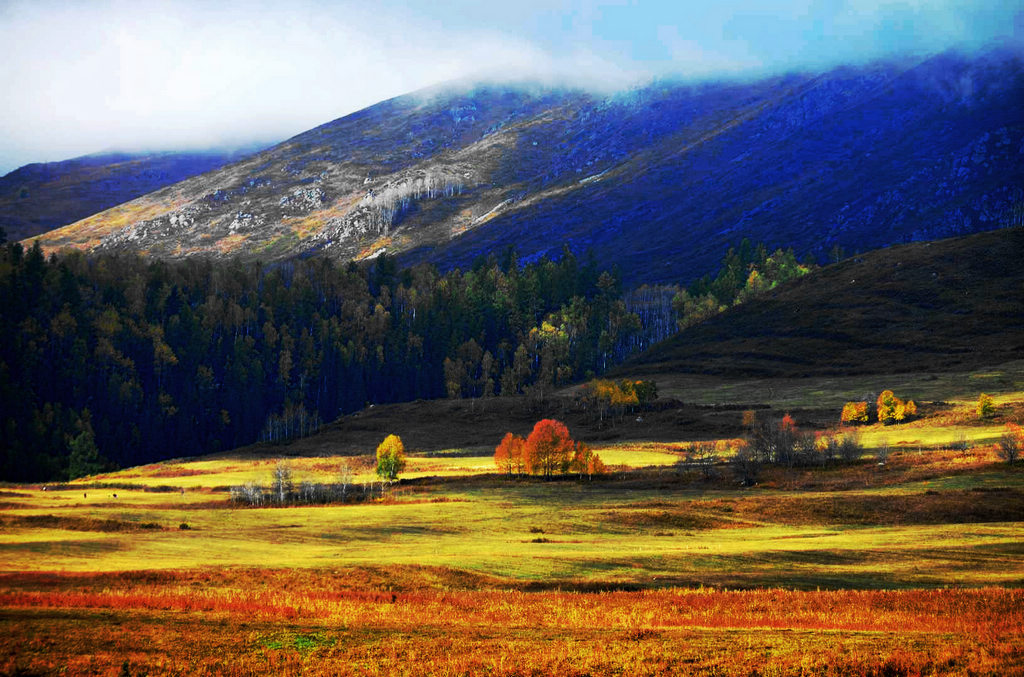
0, 149, 261, 242
26, 47, 1024, 286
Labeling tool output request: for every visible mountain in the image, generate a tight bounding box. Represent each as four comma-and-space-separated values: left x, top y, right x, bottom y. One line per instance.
618, 228, 1024, 379
0, 150, 260, 242
27, 48, 1024, 286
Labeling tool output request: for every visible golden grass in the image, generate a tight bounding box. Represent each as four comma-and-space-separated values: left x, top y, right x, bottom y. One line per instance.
28, 196, 183, 253
280, 191, 364, 239
3, 393, 1023, 673
1, 571, 1021, 675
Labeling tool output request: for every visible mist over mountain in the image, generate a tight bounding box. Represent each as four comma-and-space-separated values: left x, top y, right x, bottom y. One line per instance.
29, 47, 1023, 286
0, 149, 261, 242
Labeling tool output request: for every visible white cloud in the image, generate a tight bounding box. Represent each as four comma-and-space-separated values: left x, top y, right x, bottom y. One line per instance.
0, 0, 1018, 174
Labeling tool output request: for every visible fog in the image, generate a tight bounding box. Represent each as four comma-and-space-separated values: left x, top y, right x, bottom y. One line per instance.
1, 0, 1020, 174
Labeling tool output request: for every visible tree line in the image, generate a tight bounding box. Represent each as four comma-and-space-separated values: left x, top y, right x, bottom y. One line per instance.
0, 242, 651, 481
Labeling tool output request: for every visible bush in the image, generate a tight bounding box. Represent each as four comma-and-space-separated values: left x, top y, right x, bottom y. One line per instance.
840, 402, 869, 426
876, 438, 891, 464
949, 433, 972, 454
977, 393, 996, 419
731, 445, 762, 486
998, 423, 1022, 464
877, 390, 915, 425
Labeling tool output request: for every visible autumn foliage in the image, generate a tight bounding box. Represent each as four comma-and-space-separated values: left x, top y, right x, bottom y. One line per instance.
495, 419, 605, 477
579, 379, 657, 423
375, 434, 406, 480
840, 401, 870, 425
2, 569, 1021, 676
876, 390, 917, 425
494, 432, 526, 475
978, 393, 996, 419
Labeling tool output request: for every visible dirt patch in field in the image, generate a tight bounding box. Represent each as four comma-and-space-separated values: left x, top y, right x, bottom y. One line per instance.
0, 514, 169, 533
701, 488, 1024, 526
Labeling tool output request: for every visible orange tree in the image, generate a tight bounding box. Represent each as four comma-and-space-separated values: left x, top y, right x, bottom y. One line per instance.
494, 432, 526, 475
525, 419, 575, 476
840, 401, 869, 426
569, 440, 606, 478
495, 419, 606, 477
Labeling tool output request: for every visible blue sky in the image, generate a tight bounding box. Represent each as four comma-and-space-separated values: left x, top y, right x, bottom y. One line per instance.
1, 0, 1021, 174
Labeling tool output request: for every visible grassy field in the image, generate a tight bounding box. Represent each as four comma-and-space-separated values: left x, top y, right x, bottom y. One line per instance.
2, 388, 1023, 674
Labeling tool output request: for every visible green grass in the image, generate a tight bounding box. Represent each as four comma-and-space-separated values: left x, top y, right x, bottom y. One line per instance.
619, 361, 1024, 410
4, 459, 1022, 589
5, 384, 1023, 591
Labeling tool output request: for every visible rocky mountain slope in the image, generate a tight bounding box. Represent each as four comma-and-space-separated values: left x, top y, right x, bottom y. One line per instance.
0, 150, 256, 242
28, 47, 1024, 285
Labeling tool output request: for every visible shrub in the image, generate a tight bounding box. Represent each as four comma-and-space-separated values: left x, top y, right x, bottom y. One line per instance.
876, 438, 891, 464
949, 433, 972, 454
877, 390, 914, 425
840, 401, 870, 426
977, 393, 996, 419
731, 445, 762, 486
998, 423, 1023, 464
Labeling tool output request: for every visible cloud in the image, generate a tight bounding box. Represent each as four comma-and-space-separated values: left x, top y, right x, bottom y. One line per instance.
0, 0, 1019, 174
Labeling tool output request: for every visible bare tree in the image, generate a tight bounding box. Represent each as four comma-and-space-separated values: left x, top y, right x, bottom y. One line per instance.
272, 462, 294, 504
336, 461, 354, 502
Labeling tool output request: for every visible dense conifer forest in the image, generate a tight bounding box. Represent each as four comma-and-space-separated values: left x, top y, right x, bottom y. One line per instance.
0, 231, 812, 481
0, 239, 648, 480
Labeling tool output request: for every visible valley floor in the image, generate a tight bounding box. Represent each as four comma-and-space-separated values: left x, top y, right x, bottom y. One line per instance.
2, 381, 1023, 675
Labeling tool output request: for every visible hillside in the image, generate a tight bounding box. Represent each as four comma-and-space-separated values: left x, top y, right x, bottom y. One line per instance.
621, 228, 1024, 378
0, 150, 256, 242
27, 48, 1024, 285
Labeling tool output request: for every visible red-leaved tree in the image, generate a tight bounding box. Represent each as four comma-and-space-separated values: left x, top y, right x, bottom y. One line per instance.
525, 419, 574, 476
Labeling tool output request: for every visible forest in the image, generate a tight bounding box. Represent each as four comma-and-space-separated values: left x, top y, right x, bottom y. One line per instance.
0, 234, 809, 482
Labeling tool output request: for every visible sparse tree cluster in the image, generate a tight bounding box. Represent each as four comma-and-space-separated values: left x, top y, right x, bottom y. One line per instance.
494, 419, 605, 478
259, 403, 322, 444
731, 414, 865, 485
672, 240, 814, 331
577, 378, 657, 424
230, 459, 382, 507
840, 390, 917, 426
361, 171, 465, 235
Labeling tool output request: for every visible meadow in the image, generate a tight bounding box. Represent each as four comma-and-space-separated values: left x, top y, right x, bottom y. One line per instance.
1, 385, 1023, 675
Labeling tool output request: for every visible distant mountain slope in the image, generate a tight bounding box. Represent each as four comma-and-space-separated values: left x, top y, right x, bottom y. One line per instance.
619, 228, 1024, 378
28, 48, 1024, 286
0, 150, 257, 242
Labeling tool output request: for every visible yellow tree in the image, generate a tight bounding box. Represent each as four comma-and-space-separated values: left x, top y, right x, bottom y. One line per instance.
876, 390, 906, 425
977, 393, 996, 419
840, 401, 869, 426
376, 434, 407, 480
